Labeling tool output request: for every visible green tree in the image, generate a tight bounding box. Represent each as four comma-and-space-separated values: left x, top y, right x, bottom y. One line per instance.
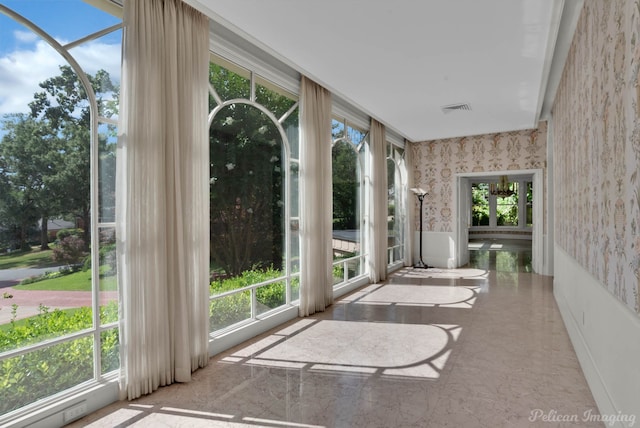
22, 65, 118, 250
0, 114, 59, 250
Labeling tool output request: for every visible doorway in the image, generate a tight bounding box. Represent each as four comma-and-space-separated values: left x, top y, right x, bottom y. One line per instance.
456, 169, 543, 273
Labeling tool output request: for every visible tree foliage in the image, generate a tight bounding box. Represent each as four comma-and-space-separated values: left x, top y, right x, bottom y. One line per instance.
472, 183, 490, 226
0, 66, 118, 251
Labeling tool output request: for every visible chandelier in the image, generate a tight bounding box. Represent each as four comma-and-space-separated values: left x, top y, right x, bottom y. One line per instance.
490, 175, 517, 197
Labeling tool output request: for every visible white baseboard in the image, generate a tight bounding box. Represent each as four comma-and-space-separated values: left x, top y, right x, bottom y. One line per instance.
554, 245, 640, 428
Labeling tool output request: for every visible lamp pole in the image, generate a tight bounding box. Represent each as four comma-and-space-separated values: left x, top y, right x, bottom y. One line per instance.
411, 188, 431, 269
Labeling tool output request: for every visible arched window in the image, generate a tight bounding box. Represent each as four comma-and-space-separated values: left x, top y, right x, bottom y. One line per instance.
387, 144, 405, 266
208, 58, 299, 333
0, 2, 121, 418
331, 118, 369, 286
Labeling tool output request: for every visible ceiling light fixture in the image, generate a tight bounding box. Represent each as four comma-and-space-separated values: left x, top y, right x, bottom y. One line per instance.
490, 175, 517, 197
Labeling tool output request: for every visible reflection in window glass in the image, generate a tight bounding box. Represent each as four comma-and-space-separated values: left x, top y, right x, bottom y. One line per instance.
387, 151, 403, 264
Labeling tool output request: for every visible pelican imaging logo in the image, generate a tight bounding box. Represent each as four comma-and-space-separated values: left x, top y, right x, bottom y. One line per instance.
529, 409, 636, 426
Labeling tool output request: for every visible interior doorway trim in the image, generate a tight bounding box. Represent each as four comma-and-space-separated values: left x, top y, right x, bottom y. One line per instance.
455, 169, 544, 273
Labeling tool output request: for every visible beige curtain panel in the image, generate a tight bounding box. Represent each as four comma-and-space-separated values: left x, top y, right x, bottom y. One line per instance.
369, 119, 388, 283
298, 76, 334, 317
116, 0, 210, 400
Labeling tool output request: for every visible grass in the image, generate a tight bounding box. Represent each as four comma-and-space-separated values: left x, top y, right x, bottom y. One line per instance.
0, 247, 59, 270
13, 268, 117, 292
2, 246, 116, 292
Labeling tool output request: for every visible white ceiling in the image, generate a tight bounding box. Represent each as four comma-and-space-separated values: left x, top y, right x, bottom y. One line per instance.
187, 0, 582, 142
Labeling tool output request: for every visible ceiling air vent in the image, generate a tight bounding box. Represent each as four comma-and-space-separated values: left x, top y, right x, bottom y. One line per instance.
441, 103, 472, 114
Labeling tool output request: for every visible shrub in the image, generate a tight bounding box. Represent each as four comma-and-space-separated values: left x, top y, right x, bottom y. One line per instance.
55, 228, 83, 241
0, 301, 119, 414
52, 236, 86, 266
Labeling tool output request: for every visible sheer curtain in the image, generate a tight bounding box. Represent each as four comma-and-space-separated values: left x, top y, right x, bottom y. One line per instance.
403, 141, 415, 267
116, 0, 209, 400
299, 76, 333, 317
369, 119, 387, 282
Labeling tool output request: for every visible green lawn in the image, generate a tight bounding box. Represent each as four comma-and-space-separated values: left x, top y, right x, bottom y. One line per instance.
13, 269, 117, 292
0, 247, 58, 270
1, 246, 117, 291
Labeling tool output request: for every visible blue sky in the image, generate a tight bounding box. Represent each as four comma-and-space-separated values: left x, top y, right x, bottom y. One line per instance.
0, 0, 121, 115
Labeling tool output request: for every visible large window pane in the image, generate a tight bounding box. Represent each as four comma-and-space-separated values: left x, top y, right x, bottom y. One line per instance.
208, 56, 299, 336
98, 122, 117, 223
99, 227, 117, 325
332, 140, 360, 261
256, 80, 296, 118
496, 186, 518, 226
331, 118, 367, 286
256, 281, 286, 316
209, 291, 251, 332
209, 63, 250, 101
210, 103, 285, 278
0, 1, 121, 417
101, 327, 119, 375
0, 336, 94, 414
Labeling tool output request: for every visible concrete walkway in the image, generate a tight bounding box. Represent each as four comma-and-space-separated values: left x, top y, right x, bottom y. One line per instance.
0, 288, 118, 324
0, 262, 119, 324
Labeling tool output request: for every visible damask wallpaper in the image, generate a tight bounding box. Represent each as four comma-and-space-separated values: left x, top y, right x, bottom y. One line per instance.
553, 0, 640, 315
411, 123, 547, 233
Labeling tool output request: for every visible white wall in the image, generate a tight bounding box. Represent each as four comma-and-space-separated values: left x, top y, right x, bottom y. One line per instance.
415, 231, 457, 268
554, 244, 640, 428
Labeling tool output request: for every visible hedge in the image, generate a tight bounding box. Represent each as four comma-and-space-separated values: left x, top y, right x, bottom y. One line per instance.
0, 302, 119, 415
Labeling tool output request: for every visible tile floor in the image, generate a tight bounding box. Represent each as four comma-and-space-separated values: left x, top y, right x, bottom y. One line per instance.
69, 240, 602, 427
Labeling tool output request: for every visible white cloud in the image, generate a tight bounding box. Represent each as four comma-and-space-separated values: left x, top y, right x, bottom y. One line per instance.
0, 37, 120, 116
14, 30, 38, 44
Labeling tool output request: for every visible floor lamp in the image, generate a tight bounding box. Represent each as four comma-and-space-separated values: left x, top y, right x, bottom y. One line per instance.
411, 187, 431, 269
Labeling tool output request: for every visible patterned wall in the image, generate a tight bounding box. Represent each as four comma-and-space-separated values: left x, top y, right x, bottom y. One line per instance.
553, 0, 640, 315
411, 123, 547, 233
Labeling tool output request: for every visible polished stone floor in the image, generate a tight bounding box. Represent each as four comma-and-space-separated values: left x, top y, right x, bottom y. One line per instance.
69, 240, 602, 427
